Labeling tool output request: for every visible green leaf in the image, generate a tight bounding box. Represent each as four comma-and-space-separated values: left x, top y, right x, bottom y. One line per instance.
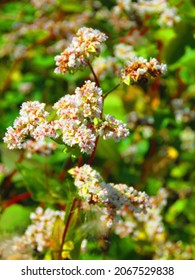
165, 199, 188, 223
94, 117, 102, 126
165, 23, 194, 65
170, 162, 191, 178
170, 47, 195, 70
155, 29, 176, 48
146, 177, 163, 195
0, 145, 20, 172
103, 92, 126, 121
167, 179, 193, 191
136, 140, 149, 160
96, 138, 121, 162
0, 205, 31, 234
50, 216, 65, 251
122, 76, 131, 86
59, 0, 83, 12
33, 55, 54, 68
17, 163, 69, 204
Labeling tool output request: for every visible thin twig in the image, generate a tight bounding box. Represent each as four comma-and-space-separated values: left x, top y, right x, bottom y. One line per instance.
87, 59, 100, 87
2, 192, 32, 209
58, 197, 77, 260
103, 83, 121, 100
77, 156, 83, 167
58, 157, 72, 181
88, 136, 100, 165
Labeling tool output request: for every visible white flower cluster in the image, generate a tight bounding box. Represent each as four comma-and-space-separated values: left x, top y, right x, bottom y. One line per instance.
171, 98, 195, 123
180, 127, 195, 152
116, 0, 132, 12
53, 80, 102, 154
159, 7, 180, 27
111, 3, 135, 32
115, 0, 180, 27
0, 238, 33, 260
99, 114, 130, 141
121, 56, 167, 85
13, 207, 65, 252
18, 82, 34, 95
54, 27, 108, 75
4, 82, 129, 155
53, 80, 129, 154
133, 0, 180, 27
154, 241, 194, 260
31, 0, 56, 9
1, 12, 92, 60
133, 0, 169, 15
114, 188, 168, 241
70, 164, 151, 223
23, 139, 57, 158
114, 43, 136, 60
3, 101, 58, 150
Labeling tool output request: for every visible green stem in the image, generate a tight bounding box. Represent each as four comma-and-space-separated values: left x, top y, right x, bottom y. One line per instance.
103, 83, 121, 100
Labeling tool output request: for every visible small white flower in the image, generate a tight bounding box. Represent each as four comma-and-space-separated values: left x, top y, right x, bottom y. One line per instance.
70, 164, 151, 214
13, 207, 65, 252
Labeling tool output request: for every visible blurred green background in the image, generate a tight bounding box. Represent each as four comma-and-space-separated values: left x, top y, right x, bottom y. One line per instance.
0, 0, 195, 260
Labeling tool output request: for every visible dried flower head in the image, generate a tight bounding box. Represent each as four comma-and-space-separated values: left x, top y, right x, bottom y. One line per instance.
121, 56, 167, 85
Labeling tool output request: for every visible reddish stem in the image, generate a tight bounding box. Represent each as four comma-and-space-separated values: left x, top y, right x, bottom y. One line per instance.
87, 60, 100, 87
58, 157, 72, 182
77, 156, 83, 167
3, 192, 32, 208
88, 136, 100, 165
58, 57, 101, 259
58, 197, 77, 260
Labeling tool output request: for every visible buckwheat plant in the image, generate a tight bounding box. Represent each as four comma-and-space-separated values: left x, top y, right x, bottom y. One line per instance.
112, 0, 180, 28
3, 27, 167, 259
13, 207, 65, 253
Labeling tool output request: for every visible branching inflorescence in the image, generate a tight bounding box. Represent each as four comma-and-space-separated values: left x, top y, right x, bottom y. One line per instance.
69, 164, 151, 228
3, 26, 167, 258
3, 80, 129, 155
